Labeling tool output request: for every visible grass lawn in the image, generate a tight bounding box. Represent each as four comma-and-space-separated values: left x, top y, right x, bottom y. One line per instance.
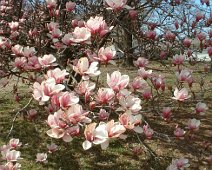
0, 61, 211, 170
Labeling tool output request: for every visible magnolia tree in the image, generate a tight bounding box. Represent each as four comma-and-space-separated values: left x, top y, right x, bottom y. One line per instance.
0, 0, 212, 169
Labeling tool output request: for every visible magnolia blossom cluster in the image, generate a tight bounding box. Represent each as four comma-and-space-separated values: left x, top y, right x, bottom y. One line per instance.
0, 138, 22, 169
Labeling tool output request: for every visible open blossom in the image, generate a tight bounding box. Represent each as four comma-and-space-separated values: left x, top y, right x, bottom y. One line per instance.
36, 153, 48, 163
197, 32, 206, 42
33, 78, 65, 104
118, 95, 141, 114
195, 102, 208, 115
105, 0, 132, 10
85, 16, 113, 36
73, 57, 100, 80
65, 104, 91, 124
47, 68, 69, 83
167, 158, 190, 170
58, 92, 79, 109
9, 139, 22, 149
95, 120, 126, 150
66, 1, 76, 12
137, 68, 152, 79
23, 46, 36, 58
38, 54, 57, 67
133, 57, 149, 68
96, 88, 115, 104
183, 38, 192, 48
97, 45, 116, 63
171, 88, 191, 101
172, 55, 185, 65
176, 69, 192, 82
107, 71, 129, 92
187, 118, 201, 131
6, 150, 21, 162
119, 111, 143, 133
14, 57, 27, 69
12, 44, 23, 56
174, 127, 185, 139
82, 123, 98, 150
0, 162, 21, 170
130, 77, 148, 92
67, 27, 91, 44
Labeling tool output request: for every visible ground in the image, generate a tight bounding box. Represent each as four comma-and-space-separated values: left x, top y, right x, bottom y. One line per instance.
0, 60, 211, 170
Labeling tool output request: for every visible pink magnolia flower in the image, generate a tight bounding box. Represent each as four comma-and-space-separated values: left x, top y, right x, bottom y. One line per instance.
26, 56, 41, 70
187, 118, 201, 131
172, 88, 191, 102
82, 123, 108, 150
176, 69, 192, 82
143, 125, 154, 139
183, 38, 192, 48
46, 0, 57, 9
195, 102, 208, 115
68, 27, 91, 44
107, 71, 129, 92
73, 57, 100, 80
75, 80, 95, 102
50, 28, 62, 39
119, 111, 143, 133
23, 46, 36, 58
0, 162, 21, 170
8, 21, 19, 31
14, 57, 27, 69
65, 104, 90, 124
59, 92, 79, 109
47, 22, 59, 32
118, 95, 141, 114
97, 45, 116, 63
33, 78, 65, 104
96, 88, 115, 104
94, 120, 126, 150
167, 158, 190, 170
196, 12, 204, 22
85, 16, 113, 36
172, 55, 185, 65
66, 1, 76, 12
105, 0, 132, 11
9, 139, 22, 149
133, 57, 149, 68
162, 107, 172, 120
137, 68, 152, 79
38, 54, 57, 67
129, 77, 148, 92
151, 75, 165, 91
174, 127, 185, 140
12, 44, 23, 56
47, 68, 69, 83
6, 150, 21, 162
47, 143, 58, 153
36, 153, 48, 163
